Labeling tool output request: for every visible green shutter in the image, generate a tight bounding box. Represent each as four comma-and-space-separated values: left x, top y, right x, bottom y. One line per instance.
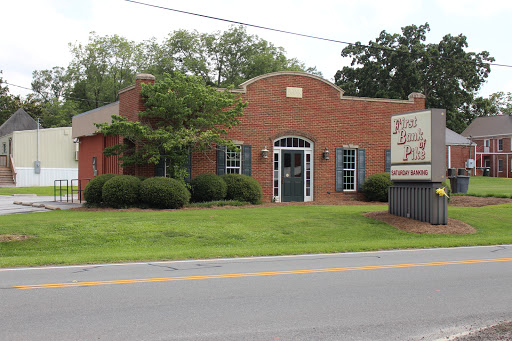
184, 149, 192, 183
216, 146, 226, 176
154, 158, 165, 177
357, 149, 366, 192
335, 148, 344, 192
242, 145, 252, 176
385, 149, 391, 173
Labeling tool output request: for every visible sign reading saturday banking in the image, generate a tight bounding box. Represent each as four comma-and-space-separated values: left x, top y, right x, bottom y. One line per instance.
390, 109, 446, 182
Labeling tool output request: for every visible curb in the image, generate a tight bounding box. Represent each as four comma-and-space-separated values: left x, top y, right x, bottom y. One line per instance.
12, 201, 61, 210
44, 205, 61, 211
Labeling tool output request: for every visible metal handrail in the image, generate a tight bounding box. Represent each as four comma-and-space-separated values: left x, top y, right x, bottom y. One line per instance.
9, 155, 16, 184
54, 180, 69, 202
71, 178, 91, 203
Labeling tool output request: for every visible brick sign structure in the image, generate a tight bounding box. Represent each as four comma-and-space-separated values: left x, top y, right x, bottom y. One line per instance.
389, 109, 448, 225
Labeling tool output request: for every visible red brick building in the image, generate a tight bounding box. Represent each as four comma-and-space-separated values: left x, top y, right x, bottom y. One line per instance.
462, 115, 512, 178
445, 128, 476, 175
73, 72, 426, 202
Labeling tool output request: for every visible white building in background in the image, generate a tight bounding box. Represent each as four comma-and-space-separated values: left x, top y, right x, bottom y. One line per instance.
0, 127, 78, 187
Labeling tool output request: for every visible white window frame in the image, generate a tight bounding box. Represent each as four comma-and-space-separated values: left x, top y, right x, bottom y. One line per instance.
273, 136, 314, 202
226, 145, 242, 174
343, 149, 357, 191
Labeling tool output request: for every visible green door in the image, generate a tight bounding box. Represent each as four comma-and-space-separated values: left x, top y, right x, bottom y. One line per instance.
282, 150, 304, 202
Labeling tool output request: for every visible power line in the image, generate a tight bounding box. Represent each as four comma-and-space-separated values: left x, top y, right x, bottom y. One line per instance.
4, 81, 112, 104
123, 0, 512, 69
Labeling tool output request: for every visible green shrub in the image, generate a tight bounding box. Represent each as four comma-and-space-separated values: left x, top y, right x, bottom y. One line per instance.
83, 173, 118, 204
190, 173, 227, 202
140, 177, 190, 209
362, 172, 393, 202
102, 175, 142, 208
221, 174, 262, 204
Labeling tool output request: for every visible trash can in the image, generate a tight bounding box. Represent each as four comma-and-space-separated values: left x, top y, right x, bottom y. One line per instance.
483, 168, 490, 176
449, 176, 458, 193
448, 168, 456, 177
455, 176, 470, 194
457, 168, 466, 176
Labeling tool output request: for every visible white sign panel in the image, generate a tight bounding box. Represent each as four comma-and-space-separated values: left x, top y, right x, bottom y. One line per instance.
390, 165, 432, 181
391, 110, 432, 164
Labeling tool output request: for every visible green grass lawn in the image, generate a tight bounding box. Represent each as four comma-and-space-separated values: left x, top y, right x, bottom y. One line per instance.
461, 176, 512, 197
1, 203, 512, 268
0, 186, 78, 196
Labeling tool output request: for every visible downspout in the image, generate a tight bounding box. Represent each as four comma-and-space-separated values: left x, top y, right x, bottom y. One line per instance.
474, 143, 477, 176
37, 118, 39, 163
447, 146, 451, 169
494, 139, 497, 177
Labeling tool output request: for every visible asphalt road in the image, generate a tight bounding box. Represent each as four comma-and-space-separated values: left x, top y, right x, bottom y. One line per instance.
1, 245, 512, 340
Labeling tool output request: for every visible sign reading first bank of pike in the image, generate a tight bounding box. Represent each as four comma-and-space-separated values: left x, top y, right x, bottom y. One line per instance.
389, 109, 448, 225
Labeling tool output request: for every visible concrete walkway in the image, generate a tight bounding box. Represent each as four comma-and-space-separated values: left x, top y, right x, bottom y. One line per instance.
0, 195, 83, 215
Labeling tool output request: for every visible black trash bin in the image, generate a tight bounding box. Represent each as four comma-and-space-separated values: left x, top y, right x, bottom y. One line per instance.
449, 177, 457, 193
455, 176, 470, 194
483, 168, 490, 176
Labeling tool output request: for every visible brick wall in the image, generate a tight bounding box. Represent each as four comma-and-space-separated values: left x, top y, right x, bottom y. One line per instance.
471, 137, 512, 177
446, 145, 472, 171
118, 74, 156, 177
107, 72, 426, 202
190, 73, 425, 201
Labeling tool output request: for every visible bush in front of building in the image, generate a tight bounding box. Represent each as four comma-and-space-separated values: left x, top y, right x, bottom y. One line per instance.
140, 177, 191, 209
83, 173, 118, 204
221, 174, 262, 204
362, 172, 393, 202
190, 173, 227, 202
102, 175, 142, 208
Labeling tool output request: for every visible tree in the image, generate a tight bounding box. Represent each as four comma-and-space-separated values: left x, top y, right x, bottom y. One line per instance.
29, 27, 318, 126
459, 91, 512, 130
155, 26, 321, 87
31, 66, 69, 102
67, 32, 138, 111
334, 23, 494, 132
96, 73, 247, 181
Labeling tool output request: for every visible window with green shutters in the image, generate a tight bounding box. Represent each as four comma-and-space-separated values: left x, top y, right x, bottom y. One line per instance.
336, 148, 365, 192
217, 145, 251, 176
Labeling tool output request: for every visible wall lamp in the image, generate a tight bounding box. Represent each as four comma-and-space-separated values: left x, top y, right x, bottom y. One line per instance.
261, 146, 269, 159
322, 147, 330, 160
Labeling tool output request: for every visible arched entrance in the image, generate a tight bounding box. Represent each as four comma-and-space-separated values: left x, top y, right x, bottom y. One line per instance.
273, 136, 313, 202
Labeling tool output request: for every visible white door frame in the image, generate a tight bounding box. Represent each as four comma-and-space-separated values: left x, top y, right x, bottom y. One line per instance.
272, 136, 313, 202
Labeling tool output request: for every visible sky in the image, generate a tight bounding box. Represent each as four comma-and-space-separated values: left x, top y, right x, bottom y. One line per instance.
2, 0, 511, 99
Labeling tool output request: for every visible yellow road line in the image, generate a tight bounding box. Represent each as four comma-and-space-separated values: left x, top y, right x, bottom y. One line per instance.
14, 257, 512, 290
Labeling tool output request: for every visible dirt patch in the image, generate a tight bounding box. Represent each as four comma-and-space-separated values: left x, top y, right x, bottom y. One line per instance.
363, 211, 476, 234
449, 196, 512, 207
0, 234, 30, 242
452, 321, 512, 340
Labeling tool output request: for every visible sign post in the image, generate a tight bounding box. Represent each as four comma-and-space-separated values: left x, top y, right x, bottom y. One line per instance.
389, 109, 448, 225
